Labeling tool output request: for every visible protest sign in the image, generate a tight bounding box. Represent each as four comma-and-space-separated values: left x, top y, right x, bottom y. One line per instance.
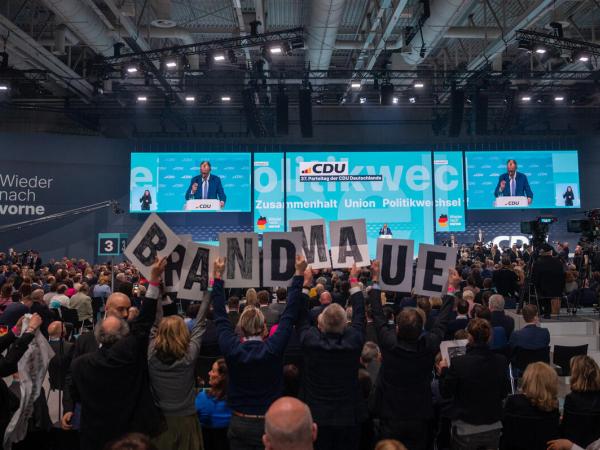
262, 232, 303, 287
219, 232, 260, 287
413, 244, 457, 297
330, 219, 369, 268
375, 238, 414, 292
289, 219, 331, 269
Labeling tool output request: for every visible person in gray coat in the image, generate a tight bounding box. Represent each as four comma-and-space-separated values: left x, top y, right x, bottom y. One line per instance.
148, 288, 211, 450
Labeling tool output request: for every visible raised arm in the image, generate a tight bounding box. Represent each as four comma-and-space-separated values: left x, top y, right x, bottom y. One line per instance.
296, 264, 314, 338
212, 257, 240, 358
266, 255, 307, 355
188, 290, 211, 359
427, 267, 461, 347
368, 260, 397, 350
0, 314, 41, 377
130, 257, 166, 338
348, 263, 365, 333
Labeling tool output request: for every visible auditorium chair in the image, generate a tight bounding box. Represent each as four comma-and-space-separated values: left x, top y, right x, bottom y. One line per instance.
501, 411, 560, 450
509, 346, 550, 391
561, 410, 600, 448
59, 306, 81, 339
553, 344, 588, 376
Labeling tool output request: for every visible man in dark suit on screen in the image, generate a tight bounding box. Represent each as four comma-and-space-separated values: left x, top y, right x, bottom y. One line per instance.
493, 159, 533, 205
184, 160, 227, 207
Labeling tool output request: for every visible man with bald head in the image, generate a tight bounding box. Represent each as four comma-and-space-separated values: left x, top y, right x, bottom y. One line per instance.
309, 290, 333, 324
263, 397, 317, 450
47, 320, 74, 394
67, 259, 165, 450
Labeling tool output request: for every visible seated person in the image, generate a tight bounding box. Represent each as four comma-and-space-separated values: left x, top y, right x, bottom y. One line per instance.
508, 305, 550, 350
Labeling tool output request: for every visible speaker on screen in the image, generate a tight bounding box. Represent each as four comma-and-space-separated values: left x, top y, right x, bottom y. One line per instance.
242, 87, 268, 137
473, 90, 488, 135
299, 87, 313, 138
448, 87, 464, 137
276, 88, 289, 135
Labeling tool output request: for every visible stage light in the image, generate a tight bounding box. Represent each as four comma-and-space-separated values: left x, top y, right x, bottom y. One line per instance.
575, 50, 590, 62
409, 96, 416, 103
554, 95, 565, 102
214, 54, 226, 62
126, 64, 138, 74
137, 95, 147, 102
269, 45, 282, 54
0, 84, 8, 91
535, 46, 546, 54
165, 60, 177, 69
359, 97, 366, 104
221, 95, 231, 102
351, 81, 361, 89
414, 82, 424, 88
392, 96, 399, 104
521, 95, 531, 102
185, 96, 196, 102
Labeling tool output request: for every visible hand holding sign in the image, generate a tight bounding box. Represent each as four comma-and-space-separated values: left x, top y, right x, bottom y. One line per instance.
371, 260, 380, 283
150, 257, 168, 283
214, 257, 226, 279
295, 254, 308, 276
303, 264, 313, 288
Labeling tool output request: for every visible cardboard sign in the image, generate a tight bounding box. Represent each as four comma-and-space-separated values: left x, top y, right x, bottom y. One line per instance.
375, 238, 414, 292
289, 219, 331, 269
124, 213, 180, 280
163, 235, 192, 293
262, 232, 303, 287
329, 219, 369, 268
178, 242, 216, 300
219, 232, 260, 288
413, 244, 458, 297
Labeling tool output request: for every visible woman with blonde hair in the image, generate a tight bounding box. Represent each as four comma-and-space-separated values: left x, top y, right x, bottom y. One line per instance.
501, 362, 560, 449
148, 290, 211, 450
561, 355, 600, 447
244, 288, 258, 307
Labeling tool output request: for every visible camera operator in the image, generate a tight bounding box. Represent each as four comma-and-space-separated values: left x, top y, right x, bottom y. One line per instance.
531, 244, 565, 319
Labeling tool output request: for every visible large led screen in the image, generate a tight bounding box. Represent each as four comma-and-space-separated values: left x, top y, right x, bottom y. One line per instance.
466, 150, 581, 210
286, 151, 435, 256
254, 152, 285, 232
130, 152, 251, 213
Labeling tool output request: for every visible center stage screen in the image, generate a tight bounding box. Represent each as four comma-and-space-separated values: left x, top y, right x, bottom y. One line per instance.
286, 151, 435, 256
466, 150, 581, 210
130, 152, 251, 213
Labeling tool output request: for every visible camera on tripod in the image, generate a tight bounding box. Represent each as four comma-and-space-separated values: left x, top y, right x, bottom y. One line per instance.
568, 209, 600, 271
520, 216, 557, 248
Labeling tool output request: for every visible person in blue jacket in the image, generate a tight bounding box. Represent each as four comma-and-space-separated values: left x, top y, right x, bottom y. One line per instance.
493, 159, 533, 205
185, 161, 227, 207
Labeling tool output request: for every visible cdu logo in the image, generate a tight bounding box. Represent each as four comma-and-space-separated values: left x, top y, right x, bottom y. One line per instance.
299, 161, 348, 176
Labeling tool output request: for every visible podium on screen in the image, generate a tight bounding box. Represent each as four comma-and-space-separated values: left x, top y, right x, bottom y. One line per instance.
184, 199, 222, 211
494, 196, 528, 208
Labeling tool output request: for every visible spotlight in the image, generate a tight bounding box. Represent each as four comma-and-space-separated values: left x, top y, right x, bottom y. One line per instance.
414, 82, 424, 88
351, 81, 361, 89
137, 95, 148, 102
521, 95, 531, 102
554, 95, 565, 102
185, 96, 196, 102
214, 54, 226, 62
126, 64, 138, 74
269, 45, 282, 54
409, 96, 416, 103
359, 97, 367, 104
221, 96, 231, 102
535, 46, 546, 54
575, 50, 590, 62
165, 60, 177, 69
392, 96, 399, 104
0, 84, 9, 91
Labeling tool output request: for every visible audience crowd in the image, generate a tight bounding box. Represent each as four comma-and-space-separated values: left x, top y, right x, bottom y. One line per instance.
0, 244, 600, 450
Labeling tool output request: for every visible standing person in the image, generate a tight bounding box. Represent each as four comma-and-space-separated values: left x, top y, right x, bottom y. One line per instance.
368, 262, 458, 450
563, 186, 575, 206
296, 264, 365, 450
211, 255, 307, 450
185, 161, 227, 208
493, 159, 533, 204
69, 259, 165, 450
139, 190, 152, 211
148, 287, 210, 450
531, 244, 565, 318
492, 257, 520, 300
196, 358, 232, 450
262, 397, 318, 450
378, 224, 392, 236
69, 284, 94, 325
437, 318, 511, 450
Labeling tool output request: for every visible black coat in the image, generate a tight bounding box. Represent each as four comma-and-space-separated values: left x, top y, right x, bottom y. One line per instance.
369, 288, 454, 421
0, 330, 35, 439
562, 391, 600, 447
531, 256, 565, 298
493, 268, 520, 298
298, 288, 365, 426
71, 297, 161, 450
501, 394, 560, 450
491, 311, 515, 339
440, 344, 511, 425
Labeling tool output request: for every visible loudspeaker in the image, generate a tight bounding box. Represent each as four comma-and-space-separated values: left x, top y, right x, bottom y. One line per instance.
448, 88, 464, 137
276, 90, 289, 135
242, 87, 267, 137
299, 87, 313, 138
473, 90, 488, 135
